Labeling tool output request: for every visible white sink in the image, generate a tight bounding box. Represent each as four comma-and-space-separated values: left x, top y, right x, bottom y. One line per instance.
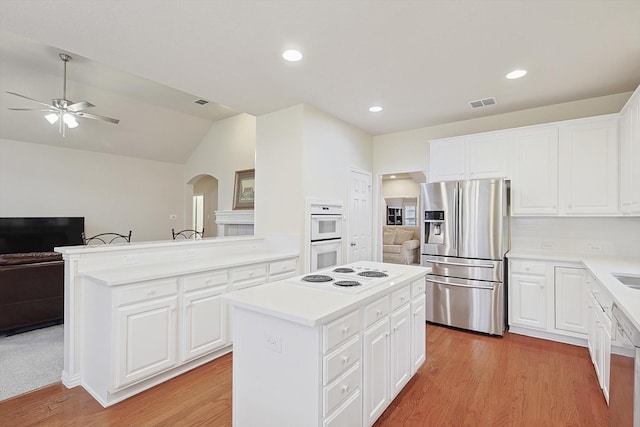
613, 274, 640, 290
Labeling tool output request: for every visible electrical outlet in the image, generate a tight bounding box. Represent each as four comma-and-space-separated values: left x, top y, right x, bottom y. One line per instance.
264, 334, 282, 353
587, 243, 603, 253
541, 241, 555, 250
124, 254, 138, 265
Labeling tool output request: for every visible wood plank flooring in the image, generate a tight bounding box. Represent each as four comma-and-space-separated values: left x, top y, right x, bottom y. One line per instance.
0, 324, 609, 426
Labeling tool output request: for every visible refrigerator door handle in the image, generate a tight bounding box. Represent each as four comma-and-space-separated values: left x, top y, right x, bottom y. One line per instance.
453, 183, 459, 252
427, 277, 495, 290
430, 260, 495, 269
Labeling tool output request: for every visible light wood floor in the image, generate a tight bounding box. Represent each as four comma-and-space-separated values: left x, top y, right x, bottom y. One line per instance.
0, 324, 609, 426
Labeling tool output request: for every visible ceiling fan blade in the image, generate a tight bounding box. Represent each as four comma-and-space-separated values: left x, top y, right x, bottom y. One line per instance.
8, 108, 56, 112
67, 100, 95, 112
73, 111, 120, 124
6, 91, 53, 109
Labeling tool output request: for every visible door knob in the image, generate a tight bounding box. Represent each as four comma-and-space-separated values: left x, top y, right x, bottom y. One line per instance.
350, 242, 356, 247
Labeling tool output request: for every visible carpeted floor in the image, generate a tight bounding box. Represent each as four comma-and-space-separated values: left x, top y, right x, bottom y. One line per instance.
0, 325, 63, 401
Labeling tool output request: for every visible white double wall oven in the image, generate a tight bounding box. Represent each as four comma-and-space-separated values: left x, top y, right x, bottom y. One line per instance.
309, 200, 344, 272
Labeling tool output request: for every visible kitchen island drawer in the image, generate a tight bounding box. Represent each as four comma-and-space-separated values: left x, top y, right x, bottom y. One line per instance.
182, 270, 228, 292
323, 309, 360, 352
364, 296, 390, 328
323, 335, 361, 385
411, 279, 426, 297
323, 362, 361, 416
391, 285, 411, 311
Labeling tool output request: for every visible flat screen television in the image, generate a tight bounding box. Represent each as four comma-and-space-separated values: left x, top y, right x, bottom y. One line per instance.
0, 217, 85, 254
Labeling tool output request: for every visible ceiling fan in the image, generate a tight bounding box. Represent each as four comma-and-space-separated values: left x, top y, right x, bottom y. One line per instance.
7, 53, 120, 136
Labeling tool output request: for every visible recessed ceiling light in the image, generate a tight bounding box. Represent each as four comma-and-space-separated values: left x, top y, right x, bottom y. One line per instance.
369, 106, 383, 113
390, 175, 396, 179
506, 69, 527, 79
282, 49, 303, 62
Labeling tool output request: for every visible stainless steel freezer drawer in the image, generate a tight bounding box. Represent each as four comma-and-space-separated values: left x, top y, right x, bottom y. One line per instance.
422, 255, 503, 282
425, 274, 505, 336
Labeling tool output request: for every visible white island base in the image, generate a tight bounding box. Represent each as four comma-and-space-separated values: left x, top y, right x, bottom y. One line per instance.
224, 262, 429, 427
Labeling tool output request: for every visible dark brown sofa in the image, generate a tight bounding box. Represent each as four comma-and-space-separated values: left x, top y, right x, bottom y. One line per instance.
0, 252, 64, 334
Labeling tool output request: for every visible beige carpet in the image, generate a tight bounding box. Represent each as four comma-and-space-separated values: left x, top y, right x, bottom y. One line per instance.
0, 325, 63, 401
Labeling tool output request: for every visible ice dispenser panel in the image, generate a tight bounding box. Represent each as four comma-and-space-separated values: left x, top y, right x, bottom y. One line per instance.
424, 210, 445, 245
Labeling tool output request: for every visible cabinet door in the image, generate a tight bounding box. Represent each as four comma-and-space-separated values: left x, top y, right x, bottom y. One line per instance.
559, 118, 618, 215
554, 267, 587, 335
410, 295, 426, 375
429, 138, 466, 182
113, 296, 178, 390
467, 133, 508, 179
181, 284, 227, 362
619, 91, 640, 214
363, 318, 390, 426
509, 273, 547, 330
586, 291, 597, 364
511, 127, 559, 215
390, 304, 411, 398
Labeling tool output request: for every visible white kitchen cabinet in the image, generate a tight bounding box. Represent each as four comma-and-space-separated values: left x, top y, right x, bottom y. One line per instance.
410, 281, 426, 375
428, 138, 467, 182
363, 317, 390, 426
268, 258, 298, 281
114, 281, 179, 390
390, 304, 411, 397
509, 260, 548, 330
554, 267, 588, 335
585, 275, 612, 403
181, 270, 228, 362
558, 116, 618, 215
619, 87, 640, 215
428, 134, 508, 183
511, 126, 559, 215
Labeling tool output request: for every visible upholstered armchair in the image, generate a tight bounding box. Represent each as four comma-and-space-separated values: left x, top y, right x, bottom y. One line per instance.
382, 226, 420, 265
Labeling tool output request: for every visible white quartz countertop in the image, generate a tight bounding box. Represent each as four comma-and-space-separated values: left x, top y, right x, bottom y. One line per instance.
508, 250, 640, 332
222, 262, 430, 327
81, 252, 298, 286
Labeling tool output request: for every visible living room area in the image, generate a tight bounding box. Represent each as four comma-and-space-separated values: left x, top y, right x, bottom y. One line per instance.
381, 171, 424, 265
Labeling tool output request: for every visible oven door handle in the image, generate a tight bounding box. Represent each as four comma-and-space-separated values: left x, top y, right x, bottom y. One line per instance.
429, 260, 495, 269
427, 277, 495, 290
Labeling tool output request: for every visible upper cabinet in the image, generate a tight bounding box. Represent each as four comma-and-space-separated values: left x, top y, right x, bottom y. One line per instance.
429, 133, 508, 182
619, 87, 640, 215
558, 116, 618, 215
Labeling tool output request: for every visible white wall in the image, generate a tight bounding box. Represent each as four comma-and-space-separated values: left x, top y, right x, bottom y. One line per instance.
0, 138, 185, 242
184, 113, 256, 213
381, 178, 420, 201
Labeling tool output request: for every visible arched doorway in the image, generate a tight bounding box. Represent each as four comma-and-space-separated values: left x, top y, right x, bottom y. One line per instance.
188, 174, 219, 238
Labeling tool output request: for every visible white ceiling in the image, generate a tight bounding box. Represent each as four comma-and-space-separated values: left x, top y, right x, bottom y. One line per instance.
0, 0, 639, 164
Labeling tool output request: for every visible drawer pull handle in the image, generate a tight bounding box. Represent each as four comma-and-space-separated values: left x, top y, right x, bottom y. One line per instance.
400, 297, 405, 302
376, 309, 383, 316
248, 272, 254, 276
147, 290, 157, 296
342, 326, 350, 334
342, 355, 350, 364
393, 326, 398, 332
341, 385, 349, 394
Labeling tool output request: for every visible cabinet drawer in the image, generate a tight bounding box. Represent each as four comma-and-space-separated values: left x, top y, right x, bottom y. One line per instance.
230, 264, 267, 289
323, 390, 361, 427
323, 362, 361, 416
182, 270, 228, 292
115, 278, 178, 306
363, 296, 390, 328
323, 335, 361, 386
510, 260, 546, 275
268, 258, 297, 276
323, 310, 360, 352
411, 279, 426, 297
391, 285, 411, 311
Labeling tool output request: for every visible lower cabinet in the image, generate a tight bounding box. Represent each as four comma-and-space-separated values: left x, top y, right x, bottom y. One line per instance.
585, 277, 612, 403
508, 258, 590, 345
410, 289, 426, 375
113, 280, 179, 390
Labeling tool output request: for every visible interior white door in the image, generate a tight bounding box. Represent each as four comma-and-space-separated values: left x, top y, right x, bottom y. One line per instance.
348, 169, 372, 262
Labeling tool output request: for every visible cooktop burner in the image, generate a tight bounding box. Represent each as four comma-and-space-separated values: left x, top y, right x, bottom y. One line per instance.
333, 280, 362, 288
333, 267, 355, 273
302, 274, 334, 283
358, 271, 388, 278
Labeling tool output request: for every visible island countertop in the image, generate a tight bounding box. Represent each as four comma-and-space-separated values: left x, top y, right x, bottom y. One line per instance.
222, 261, 430, 327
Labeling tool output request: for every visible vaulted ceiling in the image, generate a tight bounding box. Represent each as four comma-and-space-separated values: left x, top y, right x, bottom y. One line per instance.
1, 1, 639, 163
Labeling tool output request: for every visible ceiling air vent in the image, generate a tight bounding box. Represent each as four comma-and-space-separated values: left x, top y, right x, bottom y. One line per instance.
193, 99, 209, 106
468, 97, 497, 109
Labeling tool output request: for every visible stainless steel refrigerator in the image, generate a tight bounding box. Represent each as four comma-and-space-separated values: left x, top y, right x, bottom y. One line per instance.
421, 178, 510, 335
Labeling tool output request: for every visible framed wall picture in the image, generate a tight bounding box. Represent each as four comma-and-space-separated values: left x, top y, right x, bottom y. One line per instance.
233, 169, 255, 210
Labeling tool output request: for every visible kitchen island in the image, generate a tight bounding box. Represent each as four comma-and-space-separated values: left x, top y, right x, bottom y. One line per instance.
222, 262, 430, 427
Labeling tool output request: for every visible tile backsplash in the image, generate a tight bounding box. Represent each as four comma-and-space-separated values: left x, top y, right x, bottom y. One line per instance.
510, 216, 640, 257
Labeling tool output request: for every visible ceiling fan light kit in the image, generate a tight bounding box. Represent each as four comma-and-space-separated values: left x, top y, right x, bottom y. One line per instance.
7, 52, 119, 137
